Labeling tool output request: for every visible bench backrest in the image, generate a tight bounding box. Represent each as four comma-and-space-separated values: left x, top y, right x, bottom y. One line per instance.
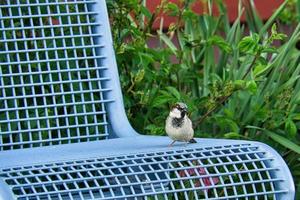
0, 0, 123, 151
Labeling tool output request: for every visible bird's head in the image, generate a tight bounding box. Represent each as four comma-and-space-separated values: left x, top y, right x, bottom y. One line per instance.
169, 102, 188, 119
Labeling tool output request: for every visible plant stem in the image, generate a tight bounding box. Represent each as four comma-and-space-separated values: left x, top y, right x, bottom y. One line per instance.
193, 94, 232, 129
144, 0, 167, 37
193, 53, 260, 128
242, 53, 260, 79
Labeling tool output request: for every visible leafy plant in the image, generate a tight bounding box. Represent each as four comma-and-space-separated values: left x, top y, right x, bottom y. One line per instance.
107, 0, 300, 196
278, 0, 300, 25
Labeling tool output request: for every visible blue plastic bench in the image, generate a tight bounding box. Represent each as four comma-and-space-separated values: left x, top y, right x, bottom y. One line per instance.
0, 0, 295, 199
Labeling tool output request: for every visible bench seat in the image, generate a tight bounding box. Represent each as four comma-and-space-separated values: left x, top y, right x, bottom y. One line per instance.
0, 136, 294, 199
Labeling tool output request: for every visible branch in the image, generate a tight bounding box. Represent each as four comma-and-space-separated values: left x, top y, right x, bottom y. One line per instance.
193, 94, 232, 129
193, 53, 260, 129
242, 53, 260, 79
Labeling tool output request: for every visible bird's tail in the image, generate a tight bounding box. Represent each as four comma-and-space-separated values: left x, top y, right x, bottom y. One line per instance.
189, 138, 197, 143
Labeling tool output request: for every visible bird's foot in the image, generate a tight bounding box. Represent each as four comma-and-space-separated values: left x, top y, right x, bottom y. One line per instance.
185, 141, 188, 147
168, 140, 176, 147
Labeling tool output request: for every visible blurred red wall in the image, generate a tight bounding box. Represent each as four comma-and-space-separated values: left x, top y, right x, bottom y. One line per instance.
146, 0, 285, 30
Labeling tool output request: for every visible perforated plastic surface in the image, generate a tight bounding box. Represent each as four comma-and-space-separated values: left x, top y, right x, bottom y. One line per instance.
0, 0, 110, 150
0, 143, 289, 200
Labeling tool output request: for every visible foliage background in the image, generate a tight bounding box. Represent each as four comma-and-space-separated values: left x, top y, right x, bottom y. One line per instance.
107, 0, 300, 197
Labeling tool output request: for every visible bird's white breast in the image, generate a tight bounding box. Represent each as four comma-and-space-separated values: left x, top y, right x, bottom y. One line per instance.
165, 115, 194, 142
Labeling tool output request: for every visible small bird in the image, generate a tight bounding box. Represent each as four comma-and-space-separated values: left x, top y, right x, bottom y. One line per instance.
165, 102, 197, 147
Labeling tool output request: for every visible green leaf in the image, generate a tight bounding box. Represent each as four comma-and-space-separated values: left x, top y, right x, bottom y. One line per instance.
255, 107, 269, 121
208, 35, 232, 53
233, 80, 246, 90
259, 1, 288, 38
214, 116, 240, 133
182, 10, 198, 20
145, 124, 164, 135
269, 24, 287, 43
158, 31, 177, 55
257, 56, 268, 65
261, 47, 277, 54
276, 75, 300, 94
224, 132, 240, 139
152, 95, 173, 107
140, 5, 152, 19
273, 33, 287, 41
245, 0, 263, 32
285, 119, 297, 138
253, 64, 267, 77
265, 130, 300, 154
134, 69, 145, 83
271, 23, 277, 35
165, 2, 179, 16
247, 126, 300, 154
166, 86, 181, 100
238, 34, 259, 54
292, 114, 300, 121
246, 80, 257, 94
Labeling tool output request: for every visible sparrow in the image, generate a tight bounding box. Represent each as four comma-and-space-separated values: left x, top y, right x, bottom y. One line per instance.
165, 102, 197, 147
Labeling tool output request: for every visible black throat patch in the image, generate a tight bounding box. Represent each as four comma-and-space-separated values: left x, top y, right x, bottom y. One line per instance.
171, 117, 184, 128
